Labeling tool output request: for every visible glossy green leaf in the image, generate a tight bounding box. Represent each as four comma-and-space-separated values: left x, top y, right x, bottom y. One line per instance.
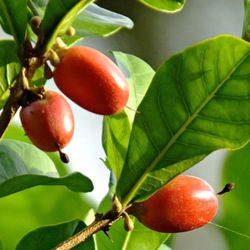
0, 139, 93, 197
41, 0, 94, 51
217, 143, 250, 250
102, 52, 155, 179
0, 40, 21, 108
72, 3, 133, 38
139, 0, 186, 13
0, 186, 93, 250
16, 220, 95, 250
117, 35, 250, 205
0, 0, 28, 45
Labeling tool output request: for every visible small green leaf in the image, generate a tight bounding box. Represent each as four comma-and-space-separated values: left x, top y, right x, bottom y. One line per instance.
0, 0, 28, 45
41, 0, 94, 51
72, 3, 133, 38
116, 35, 250, 205
0, 139, 93, 197
102, 52, 155, 179
217, 143, 250, 250
16, 220, 95, 250
139, 0, 186, 13
0, 40, 21, 108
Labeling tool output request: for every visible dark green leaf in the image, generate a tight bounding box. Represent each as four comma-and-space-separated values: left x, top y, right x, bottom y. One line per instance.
0, 139, 93, 197
102, 52, 155, 179
217, 143, 250, 250
116, 35, 250, 205
0, 0, 28, 45
0, 186, 93, 250
72, 3, 133, 38
139, 0, 186, 13
16, 220, 95, 250
28, 0, 48, 16
0, 40, 21, 108
41, 0, 94, 51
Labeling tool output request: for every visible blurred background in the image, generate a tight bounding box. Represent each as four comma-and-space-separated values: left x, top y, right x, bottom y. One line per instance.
0, 0, 249, 249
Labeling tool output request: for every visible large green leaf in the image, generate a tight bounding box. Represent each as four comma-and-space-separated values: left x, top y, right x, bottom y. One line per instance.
0, 186, 93, 250
0, 0, 28, 45
72, 3, 133, 38
217, 143, 250, 250
102, 52, 155, 179
0, 139, 93, 197
16, 220, 95, 250
0, 40, 21, 108
116, 35, 250, 205
139, 0, 186, 13
40, 0, 94, 51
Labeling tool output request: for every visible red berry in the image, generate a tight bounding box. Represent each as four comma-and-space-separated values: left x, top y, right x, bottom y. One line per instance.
20, 91, 74, 152
53, 46, 129, 115
131, 175, 218, 233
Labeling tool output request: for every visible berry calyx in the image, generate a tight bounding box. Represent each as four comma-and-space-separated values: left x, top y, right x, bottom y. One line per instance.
19, 90, 74, 160
53, 46, 129, 115
129, 175, 218, 233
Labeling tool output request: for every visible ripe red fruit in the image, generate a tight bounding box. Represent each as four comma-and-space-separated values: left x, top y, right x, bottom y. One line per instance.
53, 46, 129, 115
130, 175, 218, 233
20, 91, 74, 153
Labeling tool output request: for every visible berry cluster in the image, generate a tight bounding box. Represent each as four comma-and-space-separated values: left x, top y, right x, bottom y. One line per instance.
20, 45, 129, 162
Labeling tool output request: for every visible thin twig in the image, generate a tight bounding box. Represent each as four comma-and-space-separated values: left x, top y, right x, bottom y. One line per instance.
53, 210, 122, 250
0, 56, 44, 139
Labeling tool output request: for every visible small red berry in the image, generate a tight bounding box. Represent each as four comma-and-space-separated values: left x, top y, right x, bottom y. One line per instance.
20, 91, 74, 153
53, 46, 129, 115
130, 175, 218, 233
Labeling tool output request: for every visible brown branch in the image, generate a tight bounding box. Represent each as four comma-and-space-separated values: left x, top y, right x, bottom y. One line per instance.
0, 56, 45, 139
0, 68, 25, 138
53, 210, 122, 250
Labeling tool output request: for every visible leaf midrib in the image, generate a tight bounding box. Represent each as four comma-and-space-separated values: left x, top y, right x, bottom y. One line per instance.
122, 49, 250, 206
